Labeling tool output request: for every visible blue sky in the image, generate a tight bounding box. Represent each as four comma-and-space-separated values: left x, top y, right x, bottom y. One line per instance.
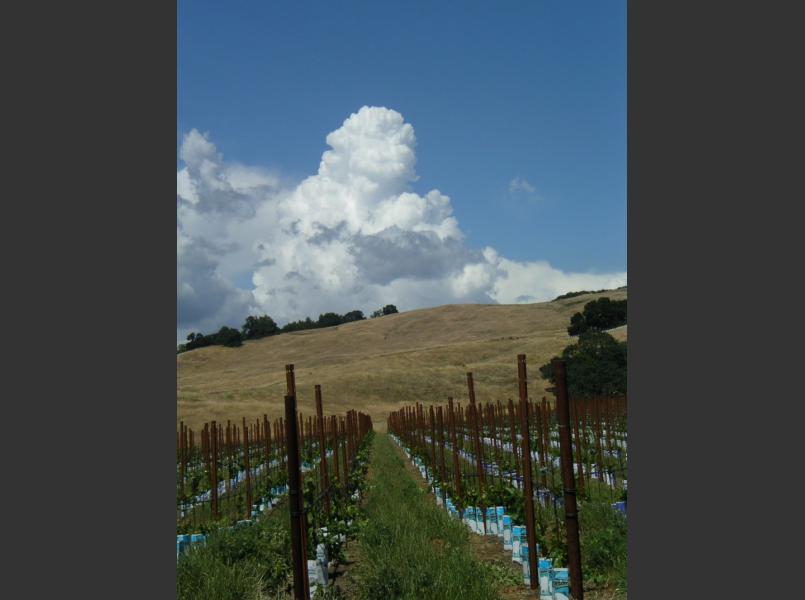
177, 1, 626, 338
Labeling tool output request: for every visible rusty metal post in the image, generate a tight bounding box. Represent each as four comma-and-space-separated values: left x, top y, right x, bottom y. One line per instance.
429, 406, 437, 483
436, 406, 447, 485
210, 421, 219, 520
285, 393, 309, 600
467, 372, 487, 533
447, 397, 463, 517
315, 385, 330, 515
554, 359, 584, 599
571, 397, 586, 497
242, 417, 252, 518
340, 418, 348, 482
179, 422, 186, 498
285, 364, 309, 592
508, 398, 520, 485
517, 355, 539, 590
331, 414, 340, 484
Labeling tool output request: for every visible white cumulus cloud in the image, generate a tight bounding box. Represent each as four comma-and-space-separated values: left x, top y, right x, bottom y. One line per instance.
176, 106, 626, 341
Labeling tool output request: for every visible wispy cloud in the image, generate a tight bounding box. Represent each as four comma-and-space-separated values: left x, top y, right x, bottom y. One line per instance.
508, 177, 537, 195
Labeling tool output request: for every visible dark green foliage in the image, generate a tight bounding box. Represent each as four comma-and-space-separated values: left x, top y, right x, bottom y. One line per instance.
342, 310, 366, 322
177, 506, 291, 600
241, 314, 279, 340
567, 297, 627, 336
184, 331, 215, 351
370, 304, 399, 318
539, 331, 627, 397
179, 307, 368, 352
554, 290, 603, 301
281, 316, 316, 332
214, 326, 243, 347
579, 502, 628, 589
317, 312, 344, 328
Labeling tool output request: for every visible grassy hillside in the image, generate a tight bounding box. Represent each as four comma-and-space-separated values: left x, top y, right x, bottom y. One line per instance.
177, 289, 627, 432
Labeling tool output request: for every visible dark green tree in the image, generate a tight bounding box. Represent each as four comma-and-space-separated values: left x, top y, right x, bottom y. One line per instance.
567, 297, 627, 336
317, 312, 343, 328
540, 331, 626, 397
382, 304, 399, 315
342, 310, 366, 322
213, 326, 243, 347
241, 314, 279, 339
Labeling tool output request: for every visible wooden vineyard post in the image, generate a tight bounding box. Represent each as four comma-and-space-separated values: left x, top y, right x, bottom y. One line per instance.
593, 397, 605, 492
285, 364, 310, 594
264, 414, 271, 476
517, 355, 539, 591
340, 418, 348, 483
571, 397, 586, 497
508, 398, 520, 486
447, 397, 463, 518
489, 403, 500, 485
285, 391, 310, 600
553, 359, 584, 599
179, 421, 185, 491
436, 406, 447, 486
242, 417, 252, 519
467, 372, 487, 533
535, 400, 547, 490
315, 385, 330, 515
331, 415, 340, 484
429, 406, 437, 487
210, 421, 219, 520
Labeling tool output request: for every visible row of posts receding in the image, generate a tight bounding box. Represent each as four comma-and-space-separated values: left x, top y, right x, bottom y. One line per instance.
387, 357, 627, 599
176, 364, 374, 600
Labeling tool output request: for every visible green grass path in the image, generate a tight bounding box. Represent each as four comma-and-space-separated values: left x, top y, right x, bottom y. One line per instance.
347, 433, 503, 600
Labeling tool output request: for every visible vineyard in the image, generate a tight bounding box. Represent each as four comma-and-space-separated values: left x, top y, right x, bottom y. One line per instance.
176, 357, 627, 599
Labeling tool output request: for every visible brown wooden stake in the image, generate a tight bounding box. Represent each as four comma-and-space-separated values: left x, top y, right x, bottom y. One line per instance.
242, 417, 252, 518
447, 397, 463, 517
315, 384, 330, 515
285, 392, 309, 600
571, 396, 586, 496
508, 398, 520, 485
554, 359, 584, 599
436, 406, 447, 486
331, 415, 340, 484
517, 355, 539, 590
211, 421, 219, 520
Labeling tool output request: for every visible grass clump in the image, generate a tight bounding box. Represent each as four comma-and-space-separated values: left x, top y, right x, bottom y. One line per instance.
351, 434, 500, 600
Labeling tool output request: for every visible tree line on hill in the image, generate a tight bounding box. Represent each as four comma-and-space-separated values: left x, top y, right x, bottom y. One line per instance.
177, 304, 399, 353
540, 296, 627, 397
553, 285, 627, 301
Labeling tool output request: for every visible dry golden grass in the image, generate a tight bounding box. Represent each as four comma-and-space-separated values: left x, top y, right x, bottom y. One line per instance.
177, 289, 627, 432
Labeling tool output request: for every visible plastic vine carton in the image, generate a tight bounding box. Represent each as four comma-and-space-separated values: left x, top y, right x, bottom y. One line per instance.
316, 543, 329, 585
307, 559, 321, 595
550, 568, 569, 600
521, 546, 531, 585
502, 515, 513, 550
486, 507, 498, 535
538, 558, 553, 598
512, 526, 523, 562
